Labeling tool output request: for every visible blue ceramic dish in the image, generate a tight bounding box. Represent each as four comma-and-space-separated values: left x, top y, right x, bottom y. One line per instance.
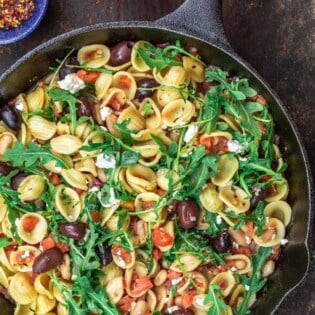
0, 0, 48, 45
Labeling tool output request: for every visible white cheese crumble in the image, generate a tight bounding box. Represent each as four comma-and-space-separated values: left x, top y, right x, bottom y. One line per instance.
55, 166, 62, 172
58, 73, 85, 94
216, 215, 222, 225
100, 126, 108, 131
245, 236, 251, 244
88, 186, 100, 193
232, 242, 239, 249
239, 156, 247, 162
231, 267, 237, 272
20, 250, 31, 259
15, 102, 24, 111
99, 106, 112, 121
227, 140, 243, 153
71, 275, 78, 281
166, 306, 181, 313
280, 238, 289, 245
245, 285, 250, 291
95, 153, 116, 169
194, 296, 205, 306
171, 276, 183, 286
98, 187, 119, 208
184, 124, 198, 143
15, 218, 20, 227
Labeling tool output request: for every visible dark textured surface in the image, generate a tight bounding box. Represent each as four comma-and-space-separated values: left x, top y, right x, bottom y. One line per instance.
0, 0, 314, 314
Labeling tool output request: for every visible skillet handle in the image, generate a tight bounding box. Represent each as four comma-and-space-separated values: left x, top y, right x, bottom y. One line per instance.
153, 0, 232, 51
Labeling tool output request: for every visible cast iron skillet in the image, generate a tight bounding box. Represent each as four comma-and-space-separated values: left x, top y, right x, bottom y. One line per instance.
0, 0, 313, 314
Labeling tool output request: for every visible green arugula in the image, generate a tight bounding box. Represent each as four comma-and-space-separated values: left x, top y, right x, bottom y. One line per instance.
143, 100, 155, 117
204, 284, 229, 315
0, 236, 10, 248
47, 87, 80, 134
236, 246, 272, 315
4, 141, 69, 169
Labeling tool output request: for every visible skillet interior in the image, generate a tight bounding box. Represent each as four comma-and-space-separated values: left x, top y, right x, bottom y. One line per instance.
0, 25, 312, 315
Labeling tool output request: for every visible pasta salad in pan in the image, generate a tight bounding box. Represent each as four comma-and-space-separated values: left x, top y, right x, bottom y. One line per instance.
0, 40, 291, 315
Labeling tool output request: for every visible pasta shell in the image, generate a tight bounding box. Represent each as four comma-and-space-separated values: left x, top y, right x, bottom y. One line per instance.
157, 87, 182, 107
95, 73, 112, 100
14, 304, 34, 315
34, 273, 54, 299
225, 254, 251, 274
106, 212, 130, 232
230, 284, 245, 307
118, 105, 145, 131
80, 131, 105, 157
193, 294, 212, 311
101, 203, 120, 226
0, 194, 7, 222
264, 200, 292, 227
210, 271, 236, 297
100, 262, 123, 287
199, 183, 224, 213
18, 175, 45, 202
253, 217, 285, 247
44, 155, 72, 174
131, 41, 151, 72
126, 164, 157, 192
75, 158, 97, 177
125, 261, 149, 297
105, 276, 124, 303
219, 185, 250, 214
139, 98, 162, 129
265, 181, 289, 202
57, 303, 69, 315
156, 168, 179, 191
170, 254, 201, 272
182, 56, 205, 83
77, 44, 110, 68
26, 87, 45, 112
8, 272, 37, 305
212, 154, 239, 186
162, 66, 189, 87
112, 246, 135, 269
134, 192, 163, 222
146, 289, 157, 312
112, 71, 137, 100
0, 248, 14, 272
0, 132, 16, 156
0, 265, 10, 288
9, 245, 40, 272
15, 93, 29, 123
56, 121, 71, 136
161, 99, 195, 127
18, 123, 32, 145
55, 185, 82, 222
51, 135, 82, 155
18, 213, 47, 244
218, 114, 241, 132
27, 116, 57, 140
61, 168, 88, 191
35, 294, 56, 314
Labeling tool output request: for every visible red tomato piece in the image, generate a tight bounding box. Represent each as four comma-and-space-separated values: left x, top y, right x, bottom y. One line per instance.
152, 227, 173, 247
117, 295, 133, 312
22, 216, 39, 232
131, 276, 153, 295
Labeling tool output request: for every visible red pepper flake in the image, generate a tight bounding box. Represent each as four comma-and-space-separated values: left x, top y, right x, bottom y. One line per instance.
0, 0, 35, 29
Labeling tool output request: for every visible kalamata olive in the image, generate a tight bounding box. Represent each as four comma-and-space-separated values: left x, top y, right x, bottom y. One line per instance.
10, 173, 28, 190
96, 241, 113, 266
59, 223, 87, 240
175, 199, 200, 229
213, 230, 232, 253
250, 186, 268, 209
109, 41, 135, 66
135, 78, 159, 101
201, 81, 218, 94
77, 96, 94, 117
0, 161, 13, 176
164, 308, 195, 315
59, 55, 80, 80
0, 104, 22, 131
32, 247, 64, 273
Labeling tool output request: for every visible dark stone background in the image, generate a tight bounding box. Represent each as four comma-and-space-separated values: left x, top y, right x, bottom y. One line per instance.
0, 0, 314, 313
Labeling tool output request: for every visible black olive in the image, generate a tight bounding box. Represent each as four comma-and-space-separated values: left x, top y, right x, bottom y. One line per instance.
96, 241, 113, 266
10, 173, 28, 190
0, 104, 22, 131
201, 81, 218, 94
213, 230, 232, 253
33, 247, 64, 274
77, 96, 94, 117
59, 223, 87, 240
164, 308, 195, 315
175, 199, 200, 229
0, 161, 13, 176
110, 41, 135, 66
59, 55, 80, 80
250, 186, 268, 209
135, 78, 159, 101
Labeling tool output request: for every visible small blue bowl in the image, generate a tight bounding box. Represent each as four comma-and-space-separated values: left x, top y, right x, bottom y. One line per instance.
0, 0, 48, 45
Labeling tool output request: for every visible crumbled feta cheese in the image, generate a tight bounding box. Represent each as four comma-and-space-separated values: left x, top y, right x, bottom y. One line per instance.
280, 239, 289, 245
15, 218, 20, 227
166, 306, 181, 313
55, 166, 62, 172
232, 242, 239, 249
245, 236, 251, 244
58, 73, 85, 94
231, 267, 237, 272
88, 186, 100, 193
99, 106, 112, 121
98, 187, 119, 208
15, 102, 24, 111
245, 285, 250, 291
20, 250, 31, 259
184, 125, 198, 143
71, 275, 78, 281
100, 126, 108, 131
190, 216, 197, 222
227, 140, 243, 153
95, 153, 116, 169
239, 156, 247, 162
171, 277, 183, 286
216, 215, 222, 225
194, 296, 204, 306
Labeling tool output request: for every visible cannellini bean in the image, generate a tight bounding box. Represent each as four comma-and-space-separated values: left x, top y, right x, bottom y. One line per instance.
59, 254, 71, 280
228, 228, 247, 247
0, 134, 13, 154
174, 295, 183, 307
262, 260, 275, 278
131, 301, 150, 315
154, 269, 167, 286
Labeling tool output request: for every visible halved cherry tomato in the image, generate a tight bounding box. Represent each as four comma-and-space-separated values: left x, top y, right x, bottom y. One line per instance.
258, 121, 266, 135
182, 293, 194, 308
119, 75, 132, 88
131, 276, 153, 295
112, 245, 132, 264
22, 216, 39, 232
107, 96, 122, 111
226, 260, 235, 268
143, 201, 154, 210
49, 173, 61, 185
76, 69, 100, 83
117, 295, 133, 312
152, 227, 173, 247
41, 237, 56, 251
153, 248, 164, 261
56, 242, 70, 254
198, 134, 228, 154
167, 270, 182, 280
231, 245, 251, 257
91, 210, 100, 222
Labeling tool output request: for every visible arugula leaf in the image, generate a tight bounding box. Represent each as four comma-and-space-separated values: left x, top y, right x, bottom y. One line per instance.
204, 284, 229, 315
0, 236, 10, 248
143, 100, 155, 117
236, 246, 272, 315
47, 87, 80, 134
120, 150, 140, 167
238, 102, 262, 139
4, 141, 69, 169
114, 119, 137, 145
